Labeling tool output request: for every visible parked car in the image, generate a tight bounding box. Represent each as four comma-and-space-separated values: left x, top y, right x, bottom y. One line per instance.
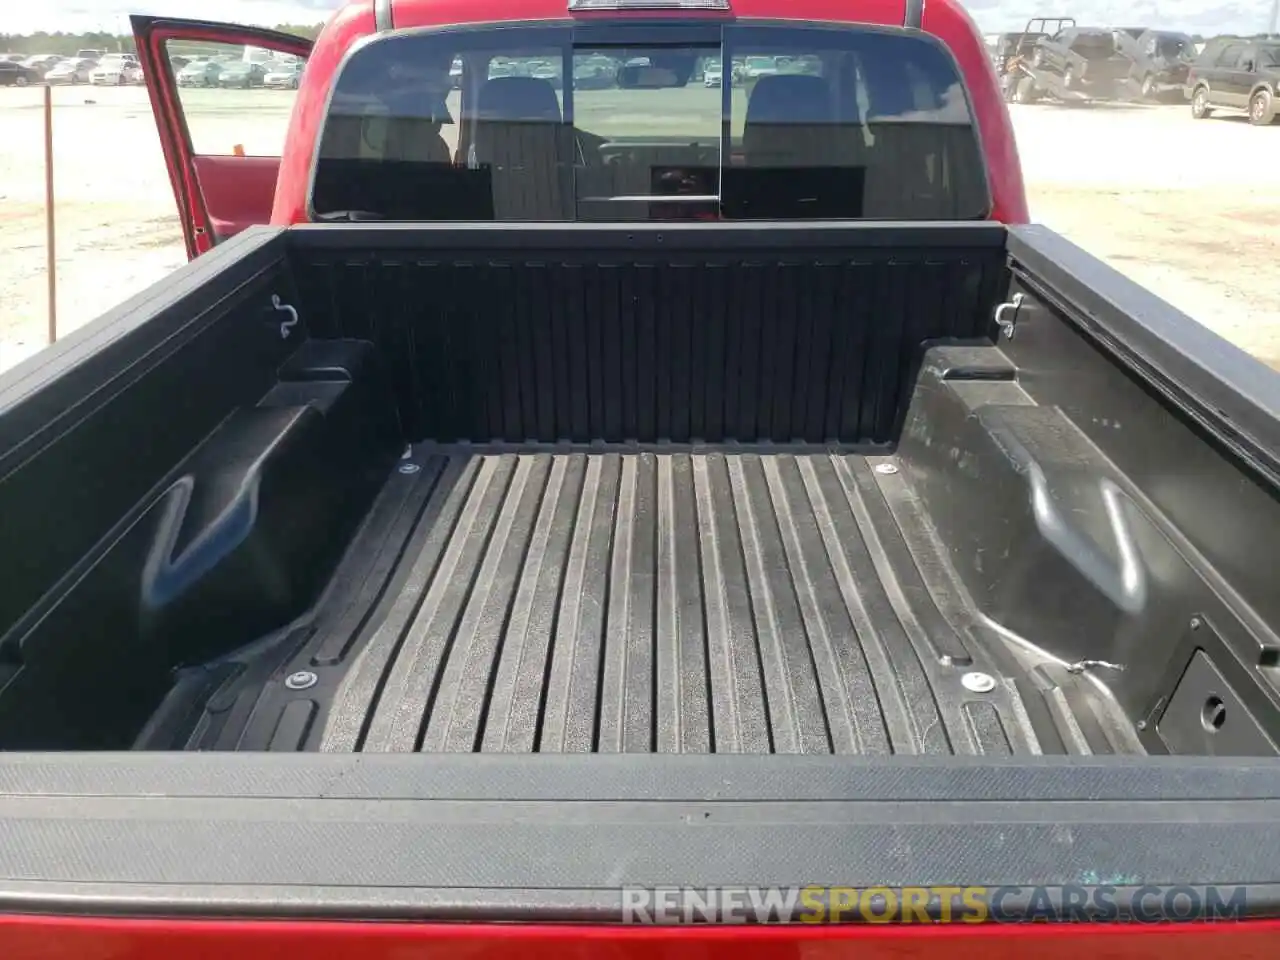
1028, 26, 1132, 99
574, 54, 617, 89
741, 54, 780, 82
217, 61, 267, 88
0, 60, 39, 85
176, 59, 222, 86
20, 55, 63, 77
1118, 29, 1196, 100
789, 53, 822, 75
43, 58, 96, 85
527, 58, 562, 89
1188, 38, 1280, 124
89, 57, 142, 85
703, 57, 724, 87
1005, 22, 1130, 103
487, 58, 519, 79
263, 60, 305, 89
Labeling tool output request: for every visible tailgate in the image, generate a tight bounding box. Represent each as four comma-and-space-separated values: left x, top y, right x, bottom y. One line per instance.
0, 752, 1279, 934
1083, 56, 1135, 83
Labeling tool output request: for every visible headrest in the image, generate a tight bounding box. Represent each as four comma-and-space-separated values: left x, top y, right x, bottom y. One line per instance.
856, 50, 921, 119
745, 75, 834, 125
475, 76, 562, 123
381, 85, 454, 124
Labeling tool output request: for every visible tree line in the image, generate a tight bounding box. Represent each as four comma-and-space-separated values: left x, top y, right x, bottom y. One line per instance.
0, 25, 322, 57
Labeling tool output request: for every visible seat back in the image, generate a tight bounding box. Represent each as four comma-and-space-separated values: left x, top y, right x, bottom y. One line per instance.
379, 85, 452, 164
470, 76, 567, 219
743, 74, 854, 168
858, 51, 984, 218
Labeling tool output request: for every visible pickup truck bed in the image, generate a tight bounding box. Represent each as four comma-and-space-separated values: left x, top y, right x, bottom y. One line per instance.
7, 6, 1280, 935
139, 445, 1130, 755
3, 222, 1279, 763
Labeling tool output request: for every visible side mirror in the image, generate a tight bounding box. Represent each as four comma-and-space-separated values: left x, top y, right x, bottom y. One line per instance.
1242, 59, 1255, 71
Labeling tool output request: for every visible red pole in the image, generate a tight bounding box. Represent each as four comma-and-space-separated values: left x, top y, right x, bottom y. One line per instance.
44, 83, 57, 344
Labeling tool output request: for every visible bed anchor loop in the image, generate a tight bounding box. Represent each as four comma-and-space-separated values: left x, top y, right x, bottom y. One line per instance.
994, 292, 1025, 340
272, 295, 300, 339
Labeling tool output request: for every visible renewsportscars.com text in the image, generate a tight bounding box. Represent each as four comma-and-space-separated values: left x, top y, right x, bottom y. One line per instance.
620, 884, 1250, 923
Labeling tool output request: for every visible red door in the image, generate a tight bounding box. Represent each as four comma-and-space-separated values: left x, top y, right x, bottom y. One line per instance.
131, 16, 313, 259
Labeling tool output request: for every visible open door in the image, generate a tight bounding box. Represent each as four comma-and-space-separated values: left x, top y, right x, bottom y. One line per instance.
131, 16, 314, 259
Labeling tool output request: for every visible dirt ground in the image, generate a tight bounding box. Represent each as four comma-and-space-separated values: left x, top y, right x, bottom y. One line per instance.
1, 85, 1279, 371
1015, 101, 1280, 368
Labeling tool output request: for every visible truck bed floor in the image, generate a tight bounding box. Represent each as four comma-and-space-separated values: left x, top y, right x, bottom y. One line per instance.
138, 448, 1139, 755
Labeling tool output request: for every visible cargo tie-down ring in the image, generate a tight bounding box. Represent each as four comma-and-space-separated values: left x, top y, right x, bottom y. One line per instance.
994, 292, 1024, 340
271, 294, 300, 339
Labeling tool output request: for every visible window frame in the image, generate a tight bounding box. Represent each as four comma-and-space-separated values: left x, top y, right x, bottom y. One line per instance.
305, 17, 992, 224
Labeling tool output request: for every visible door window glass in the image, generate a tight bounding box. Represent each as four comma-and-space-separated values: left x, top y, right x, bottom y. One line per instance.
1215, 44, 1244, 68
163, 38, 307, 155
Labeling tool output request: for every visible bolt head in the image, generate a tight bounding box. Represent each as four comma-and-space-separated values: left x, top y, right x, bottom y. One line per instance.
285, 670, 317, 691
874, 463, 899, 476
398, 462, 421, 475
961, 671, 996, 693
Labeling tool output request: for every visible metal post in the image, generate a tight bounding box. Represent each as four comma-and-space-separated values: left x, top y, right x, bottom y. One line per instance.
1270, 0, 1279, 36
43, 84, 57, 344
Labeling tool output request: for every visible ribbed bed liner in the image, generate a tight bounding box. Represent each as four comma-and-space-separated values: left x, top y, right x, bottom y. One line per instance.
140, 447, 1137, 755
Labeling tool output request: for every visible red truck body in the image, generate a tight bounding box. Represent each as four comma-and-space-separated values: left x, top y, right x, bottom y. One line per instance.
10, 912, 1280, 959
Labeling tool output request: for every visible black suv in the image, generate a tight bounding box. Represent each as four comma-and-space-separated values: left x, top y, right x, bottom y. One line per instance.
1187, 38, 1280, 125
1117, 29, 1196, 100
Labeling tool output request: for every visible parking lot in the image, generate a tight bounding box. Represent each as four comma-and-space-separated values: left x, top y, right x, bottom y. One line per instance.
1, 83, 1279, 372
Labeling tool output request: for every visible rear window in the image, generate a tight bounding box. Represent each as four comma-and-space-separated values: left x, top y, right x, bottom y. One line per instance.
310, 22, 989, 222
1070, 32, 1118, 58
1154, 35, 1193, 59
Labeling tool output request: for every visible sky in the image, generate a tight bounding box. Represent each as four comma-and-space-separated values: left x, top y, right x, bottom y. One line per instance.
2, 0, 1276, 37
2, 0, 340, 35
